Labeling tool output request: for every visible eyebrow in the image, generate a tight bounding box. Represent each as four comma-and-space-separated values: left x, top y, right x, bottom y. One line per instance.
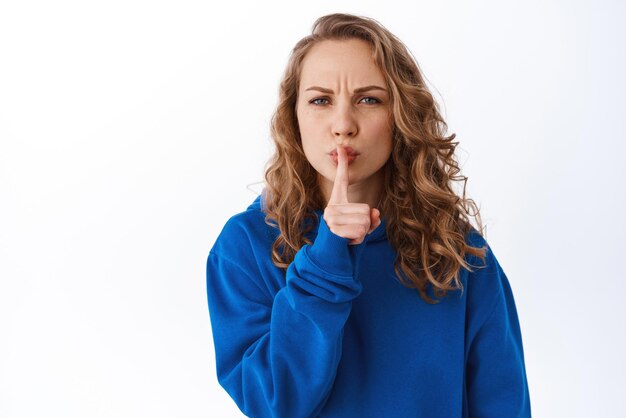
304, 85, 388, 94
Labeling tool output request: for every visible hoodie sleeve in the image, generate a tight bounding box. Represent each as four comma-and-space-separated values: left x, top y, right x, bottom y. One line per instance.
464, 244, 532, 417
206, 215, 368, 418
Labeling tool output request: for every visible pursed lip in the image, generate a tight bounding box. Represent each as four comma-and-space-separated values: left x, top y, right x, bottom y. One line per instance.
329, 146, 360, 157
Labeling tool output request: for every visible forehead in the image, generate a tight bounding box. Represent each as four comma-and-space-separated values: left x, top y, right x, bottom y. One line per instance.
299, 39, 386, 88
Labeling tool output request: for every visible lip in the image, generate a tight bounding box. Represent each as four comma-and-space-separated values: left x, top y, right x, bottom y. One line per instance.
329, 153, 358, 165
329, 146, 360, 157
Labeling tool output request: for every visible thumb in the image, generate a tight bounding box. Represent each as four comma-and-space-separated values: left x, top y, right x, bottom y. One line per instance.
367, 208, 381, 234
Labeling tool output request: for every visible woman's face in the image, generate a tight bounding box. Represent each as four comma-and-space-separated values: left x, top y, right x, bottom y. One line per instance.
296, 38, 393, 201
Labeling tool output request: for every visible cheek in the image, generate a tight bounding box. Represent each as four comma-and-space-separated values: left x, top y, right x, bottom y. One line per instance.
298, 115, 325, 155
370, 118, 393, 150
300, 135, 323, 172
375, 135, 394, 166
301, 139, 314, 161
298, 111, 320, 136
297, 109, 312, 136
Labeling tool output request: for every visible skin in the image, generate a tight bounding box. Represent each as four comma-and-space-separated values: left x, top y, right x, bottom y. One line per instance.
326, 145, 382, 244
296, 38, 393, 244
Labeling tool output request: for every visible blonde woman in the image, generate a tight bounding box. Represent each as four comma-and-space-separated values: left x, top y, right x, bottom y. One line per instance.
206, 13, 531, 417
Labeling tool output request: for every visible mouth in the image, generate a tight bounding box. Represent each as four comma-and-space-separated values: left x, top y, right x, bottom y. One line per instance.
329, 146, 360, 157
329, 150, 359, 165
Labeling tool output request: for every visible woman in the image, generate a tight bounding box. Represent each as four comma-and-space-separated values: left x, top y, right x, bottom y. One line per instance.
206, 13, 531, 418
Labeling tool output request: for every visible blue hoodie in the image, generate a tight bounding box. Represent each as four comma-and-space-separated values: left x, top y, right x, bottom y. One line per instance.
206, 194, 531, 417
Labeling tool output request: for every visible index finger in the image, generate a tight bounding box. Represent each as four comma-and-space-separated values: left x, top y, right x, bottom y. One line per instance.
328, 145, 349, 204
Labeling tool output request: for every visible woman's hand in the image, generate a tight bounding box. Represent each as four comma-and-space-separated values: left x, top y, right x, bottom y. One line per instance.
323, 145, 381, 245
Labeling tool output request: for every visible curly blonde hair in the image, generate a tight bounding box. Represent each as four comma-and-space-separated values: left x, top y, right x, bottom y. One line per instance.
263, 13, 487, 304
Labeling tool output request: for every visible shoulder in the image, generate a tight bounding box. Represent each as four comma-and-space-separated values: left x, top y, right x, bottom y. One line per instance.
464, 225, 489, 258
206, 194, 279, 306
210, 194, 278, 262
211, 195, 276, 256
461, 224, 498, 278
462, 227, 514, 327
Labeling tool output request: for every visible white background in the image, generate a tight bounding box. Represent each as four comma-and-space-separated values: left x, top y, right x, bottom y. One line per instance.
1, 0, 624, 417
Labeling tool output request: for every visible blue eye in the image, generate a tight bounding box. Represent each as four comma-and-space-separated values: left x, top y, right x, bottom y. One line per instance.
360, 97, 381, 104
308, 96, 382, 106
310, 98, 329, 105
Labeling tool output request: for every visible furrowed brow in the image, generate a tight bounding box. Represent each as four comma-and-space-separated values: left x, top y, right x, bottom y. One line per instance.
304, 85, 387, 94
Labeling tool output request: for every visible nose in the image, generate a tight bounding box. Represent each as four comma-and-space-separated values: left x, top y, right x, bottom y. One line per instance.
332, 102, 358, 142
